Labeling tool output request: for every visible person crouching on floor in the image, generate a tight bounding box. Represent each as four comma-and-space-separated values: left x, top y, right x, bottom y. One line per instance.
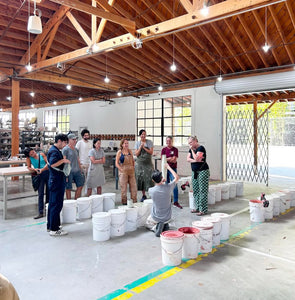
145, 164, 179, 237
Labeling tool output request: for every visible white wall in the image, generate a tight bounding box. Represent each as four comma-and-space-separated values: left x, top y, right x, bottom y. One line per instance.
17, 85, 223, 180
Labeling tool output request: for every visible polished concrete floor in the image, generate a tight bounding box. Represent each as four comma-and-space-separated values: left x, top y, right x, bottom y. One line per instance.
0, 175, 295, 300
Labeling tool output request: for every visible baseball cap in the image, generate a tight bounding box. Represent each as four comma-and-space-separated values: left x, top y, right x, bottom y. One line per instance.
68, 133, 78, 140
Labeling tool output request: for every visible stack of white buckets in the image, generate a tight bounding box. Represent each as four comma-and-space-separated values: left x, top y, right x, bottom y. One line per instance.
61, 193, 154, 242
189, 181, 244, 209
249, 189, 295, 223
160, 212, 231, 267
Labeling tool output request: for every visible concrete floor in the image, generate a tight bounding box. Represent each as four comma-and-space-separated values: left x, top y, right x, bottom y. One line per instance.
0, 175, 295, 300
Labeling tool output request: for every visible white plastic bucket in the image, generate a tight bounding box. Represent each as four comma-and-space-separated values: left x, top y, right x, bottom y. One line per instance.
77, 197, 92, 219
92, 212, 111, 242
276, 193, 287, 213
208, 186, 216, 205
102, 193, 116, 212
213, 185, 221, 202
211, 212, 231, 241
118, 206, 138, 232
235, 181, 244, 197
109, 209, 126, 237
220, 183, 230, 200
160, 230, 184, 266
178, 227, 200, 259
189, 191, 196, 210
192, 221, 213, 253
62, 200, 77, 223
249, 200, 264, 223
228, 182, 237, 198
289, 189, 295, 207
89, 195, 104, 214
201, 216, 221, 246
133, 203, 146, 227
272, 194, 280, 216
263, 196, 274, 220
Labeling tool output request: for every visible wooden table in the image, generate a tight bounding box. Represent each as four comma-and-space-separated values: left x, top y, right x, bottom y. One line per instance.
0, 159, 26, 167
0, 166, 32, 219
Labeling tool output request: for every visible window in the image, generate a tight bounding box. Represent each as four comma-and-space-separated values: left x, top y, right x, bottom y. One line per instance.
44, 109, 69, 133
137, 96, 191, 146
19, 112, 36, 128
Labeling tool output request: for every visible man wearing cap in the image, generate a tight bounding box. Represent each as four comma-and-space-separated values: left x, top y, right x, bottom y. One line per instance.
145, 164, 179, 237
62, 133, 85, 199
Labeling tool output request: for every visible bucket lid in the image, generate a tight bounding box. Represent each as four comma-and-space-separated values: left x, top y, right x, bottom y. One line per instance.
178, 227, 200, 234
89, 195, 103, 199
92, 212, 110, 218
77, 197, 90, 203
249, 199, 262, 203
201, 216, 221, 223
192, 221, 213, 229
211, 212, 230, 219
108, 208, 126, 215
161, 230, 184, 239
63, 200, 76, 205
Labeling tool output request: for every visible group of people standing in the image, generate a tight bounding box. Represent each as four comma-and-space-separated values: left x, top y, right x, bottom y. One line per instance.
25, 126, 210, 237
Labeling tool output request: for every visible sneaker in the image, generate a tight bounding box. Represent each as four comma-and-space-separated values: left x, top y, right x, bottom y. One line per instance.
173, 202, 183, 209
163, 223, 170, 231
155, 222, 165, 237
140, 195, 147, 202
49, 229, 68, 236
34, 213, 44, 219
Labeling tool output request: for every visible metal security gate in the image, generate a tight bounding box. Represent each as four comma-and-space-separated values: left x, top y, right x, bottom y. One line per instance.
226, 105, 269, 185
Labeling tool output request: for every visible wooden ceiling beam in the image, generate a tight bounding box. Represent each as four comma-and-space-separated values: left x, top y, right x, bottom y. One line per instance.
16, 0, 285, 80
269, 4, 295, 64
49, 0, 136, 35
238, 15, 269, 67
179, 0, 193, 13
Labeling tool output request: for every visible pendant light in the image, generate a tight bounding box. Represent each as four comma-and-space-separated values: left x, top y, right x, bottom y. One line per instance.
262, 7, 270, 53
27, 0, 42, 34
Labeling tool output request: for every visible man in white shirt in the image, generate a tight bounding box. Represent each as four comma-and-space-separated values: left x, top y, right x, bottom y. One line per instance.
76, 129, 92, 194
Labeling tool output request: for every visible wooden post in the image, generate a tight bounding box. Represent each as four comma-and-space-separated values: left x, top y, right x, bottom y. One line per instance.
11, 79, 20, 180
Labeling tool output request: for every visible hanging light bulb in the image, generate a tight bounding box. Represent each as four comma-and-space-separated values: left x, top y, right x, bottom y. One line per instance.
66, 84, 72, 90
30, 91, 35, 97
262, 7, 270, 53
53, 101, 57, 105
158, 85, 163, 91
117, 91, 122, 97
104, 76, 110, 83
26, 63, 32, 72
170, 63, 177, 72
104, 55, 110, 83
78, 97, 83, 101
201, 2, 209, 16
217, 75, 223, 82
31, 104, 35, 108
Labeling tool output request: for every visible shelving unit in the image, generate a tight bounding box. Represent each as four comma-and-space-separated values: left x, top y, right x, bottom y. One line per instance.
0, 129, 12, 158
19, 130, 42, 150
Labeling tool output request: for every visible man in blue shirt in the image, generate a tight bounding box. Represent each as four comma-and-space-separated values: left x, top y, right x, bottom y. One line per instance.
47, 134, 70, 236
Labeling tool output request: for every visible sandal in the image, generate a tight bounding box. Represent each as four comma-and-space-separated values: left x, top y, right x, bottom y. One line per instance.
196, 212, 206, 216
191, 209, 199, 213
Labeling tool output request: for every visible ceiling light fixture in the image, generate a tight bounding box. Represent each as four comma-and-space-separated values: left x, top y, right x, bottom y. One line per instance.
53, 101, 57, 105
104, 55, 110, 83
6, 96, 11, 101
117, 91, 122, 97
262, 7, 270, 53
26, 1, 33, 72
158, 85, 163, 91
30, 91, 35, 97
78, 97, 83, 101
201, 1, 209, 16
31, 104, 35, 108
27, 0, 42, 34
66, 84, 71, 90
131, 38, 143, 49
170, 1, 177, 72
217, 58, 223, 82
